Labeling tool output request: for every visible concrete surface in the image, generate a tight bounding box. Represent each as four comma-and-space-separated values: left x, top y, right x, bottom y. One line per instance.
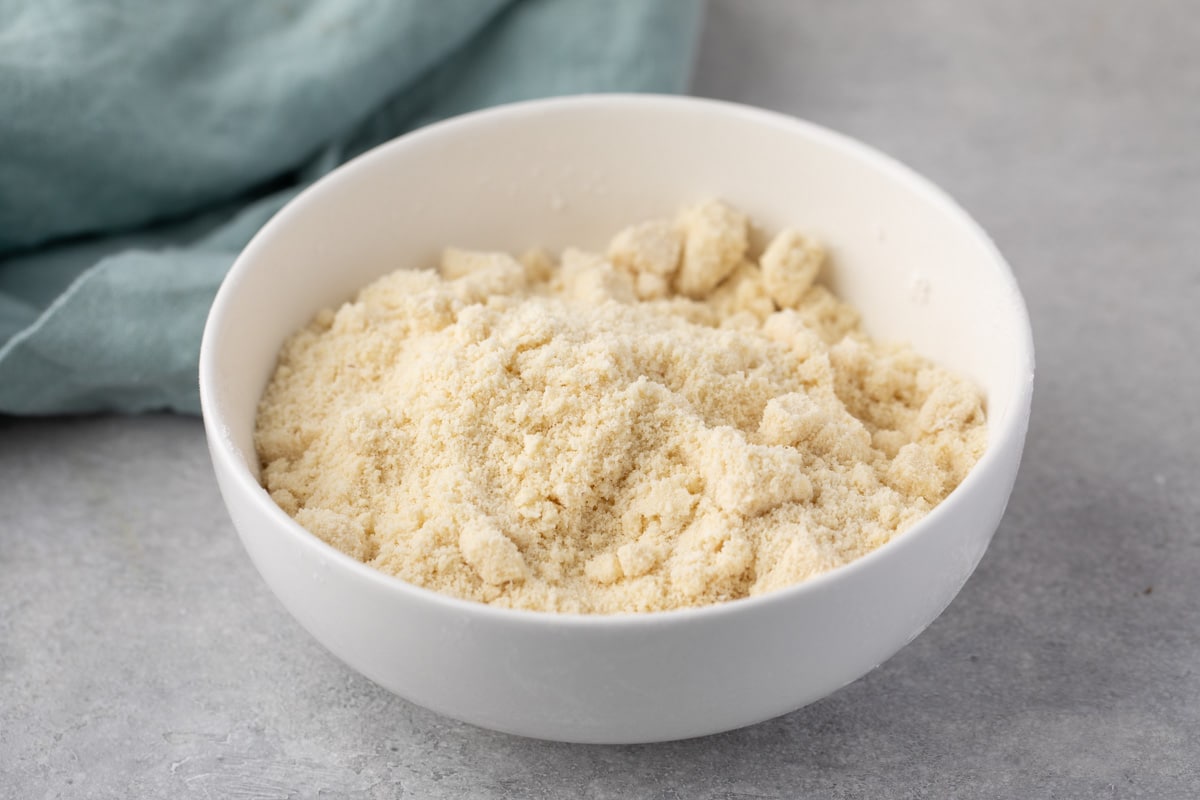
3, 1, 1199, 797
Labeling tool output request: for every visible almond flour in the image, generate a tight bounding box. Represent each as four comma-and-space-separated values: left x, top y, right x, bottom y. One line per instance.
254, 201, 986, 613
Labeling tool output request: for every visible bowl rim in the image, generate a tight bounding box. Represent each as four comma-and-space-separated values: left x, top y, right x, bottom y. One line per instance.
199, 92, 1035, 629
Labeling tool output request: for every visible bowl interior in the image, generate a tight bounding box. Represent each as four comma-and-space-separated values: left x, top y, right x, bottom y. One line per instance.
203, 95, 1031, 488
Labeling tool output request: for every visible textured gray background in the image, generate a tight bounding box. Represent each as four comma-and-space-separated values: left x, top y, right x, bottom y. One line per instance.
3, 1, 1198, 797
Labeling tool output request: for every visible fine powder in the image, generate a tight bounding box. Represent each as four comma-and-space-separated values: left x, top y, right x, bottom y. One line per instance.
255, 201, 986, 613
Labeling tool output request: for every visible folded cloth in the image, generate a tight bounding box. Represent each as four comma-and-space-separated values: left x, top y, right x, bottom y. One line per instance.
0, 0, 702, 414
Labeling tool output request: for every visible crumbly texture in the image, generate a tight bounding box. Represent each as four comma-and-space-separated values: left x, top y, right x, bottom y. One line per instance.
255, 200, 986, 614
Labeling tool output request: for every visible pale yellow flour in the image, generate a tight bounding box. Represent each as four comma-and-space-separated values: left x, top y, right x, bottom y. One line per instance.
255, 201, 986, 613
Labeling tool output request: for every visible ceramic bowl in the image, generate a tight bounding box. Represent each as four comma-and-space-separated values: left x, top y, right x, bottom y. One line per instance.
199, 94, 1033, 743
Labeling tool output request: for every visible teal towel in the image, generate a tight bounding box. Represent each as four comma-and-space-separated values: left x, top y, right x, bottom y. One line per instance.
0, 0, 702, 415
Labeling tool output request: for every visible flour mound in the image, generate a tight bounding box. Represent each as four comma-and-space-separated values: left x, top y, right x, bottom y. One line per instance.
255, 201, 986, 613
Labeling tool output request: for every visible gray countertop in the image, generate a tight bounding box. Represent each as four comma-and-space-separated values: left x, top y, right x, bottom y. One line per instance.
3, 1, 1198, 797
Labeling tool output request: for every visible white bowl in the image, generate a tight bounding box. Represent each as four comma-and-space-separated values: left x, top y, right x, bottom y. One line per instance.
199, 95, 1033, 744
